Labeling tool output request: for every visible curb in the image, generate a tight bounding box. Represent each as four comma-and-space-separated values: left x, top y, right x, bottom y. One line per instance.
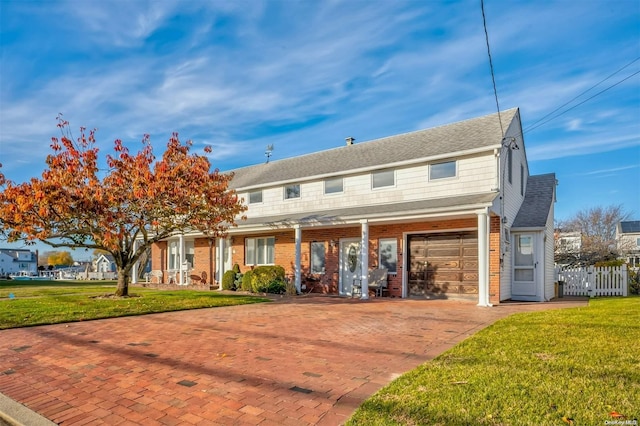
0, 392, 55, 426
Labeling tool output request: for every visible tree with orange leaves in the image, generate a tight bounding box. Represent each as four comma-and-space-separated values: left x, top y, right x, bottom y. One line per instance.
0, 116, 246, 296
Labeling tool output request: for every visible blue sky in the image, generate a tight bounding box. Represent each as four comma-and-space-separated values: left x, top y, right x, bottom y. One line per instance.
1, 0, 639, 257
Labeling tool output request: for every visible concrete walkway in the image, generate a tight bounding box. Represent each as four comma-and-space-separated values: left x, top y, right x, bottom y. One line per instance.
0, 296, 587, 425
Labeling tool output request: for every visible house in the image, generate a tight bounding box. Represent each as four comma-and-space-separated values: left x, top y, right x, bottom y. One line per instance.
148, 108, 557, 304
0, 248, 38, 277
94, 254, 116, 273
617, 221, 640, 267
554, 230, 582, 265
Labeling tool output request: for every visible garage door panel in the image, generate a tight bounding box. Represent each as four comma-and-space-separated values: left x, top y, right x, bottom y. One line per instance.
408, 232, 478, 298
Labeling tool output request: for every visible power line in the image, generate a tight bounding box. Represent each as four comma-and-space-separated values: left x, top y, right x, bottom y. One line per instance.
524, 56, 640, 132
525, 68, 640, 134
481, 0, 503, 137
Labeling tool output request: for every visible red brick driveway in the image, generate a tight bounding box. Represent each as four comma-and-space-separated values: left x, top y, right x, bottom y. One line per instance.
0, 296, 586, 425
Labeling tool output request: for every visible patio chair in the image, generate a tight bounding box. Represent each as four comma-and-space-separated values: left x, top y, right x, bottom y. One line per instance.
368, 268, 388, 297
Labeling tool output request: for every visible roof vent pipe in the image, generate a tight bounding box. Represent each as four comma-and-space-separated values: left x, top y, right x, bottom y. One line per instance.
345, 137, 355, 146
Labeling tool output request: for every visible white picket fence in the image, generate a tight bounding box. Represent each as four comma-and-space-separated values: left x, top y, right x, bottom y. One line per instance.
555, 266, 628, 297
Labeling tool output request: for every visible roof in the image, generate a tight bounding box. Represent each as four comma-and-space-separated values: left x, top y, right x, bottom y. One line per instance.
512, 173, 556, 229
234, 192, 498, 229
228, 108, 519, 189
620, 221, 640, 233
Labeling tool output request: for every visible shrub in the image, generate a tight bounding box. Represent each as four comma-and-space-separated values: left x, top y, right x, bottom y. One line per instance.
251, 265, 285, 293
241, 270, 253, 292
266, 278, 287, 294
232, 263, 241, 274
221, 270, 236, 290
629, 268, 640, 295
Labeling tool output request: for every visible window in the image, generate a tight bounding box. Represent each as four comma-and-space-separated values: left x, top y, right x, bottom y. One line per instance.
520, 164, 525, 196
324, 177, 343, 194
167, 240, 194, 269
245, 237, 275, 265
430, 161, 456, 180
378, 238, 397, 274
636, 237, 640, 247
310, 242, 326, 273
507, 148, 513, 184
372, 169, 394, 188
284, 184, 300, 199
249, 190, 263, 204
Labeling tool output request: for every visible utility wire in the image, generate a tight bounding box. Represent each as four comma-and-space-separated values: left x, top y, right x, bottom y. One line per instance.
481, 0, 504, 137
524, 56, 640, 132
525, 68, 640, 134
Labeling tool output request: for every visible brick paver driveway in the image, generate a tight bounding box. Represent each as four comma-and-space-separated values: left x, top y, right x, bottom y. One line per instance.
0, 296, 586, 425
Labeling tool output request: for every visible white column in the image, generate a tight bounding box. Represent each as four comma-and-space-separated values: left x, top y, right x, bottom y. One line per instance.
360, 220, 369, 300
179, 233, 185, 285
132, 239, 139, 284
477, 210, 492, 307
218, 238, 225, 291
294, 225, 302, 294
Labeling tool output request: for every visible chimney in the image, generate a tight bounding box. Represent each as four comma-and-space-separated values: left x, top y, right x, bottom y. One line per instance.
345, 137, 355, 146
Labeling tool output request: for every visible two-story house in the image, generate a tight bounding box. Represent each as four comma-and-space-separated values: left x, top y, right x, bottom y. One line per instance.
617, 221, 640, 267
149, 108, 557, 304
0, 248, 38, 277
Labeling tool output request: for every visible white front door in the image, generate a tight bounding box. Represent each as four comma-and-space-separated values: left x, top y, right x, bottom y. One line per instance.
340, 239, 361, 296
512, 234, 537, 298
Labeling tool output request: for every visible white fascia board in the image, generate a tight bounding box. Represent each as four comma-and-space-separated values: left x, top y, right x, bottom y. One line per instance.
234, 145, 502, 192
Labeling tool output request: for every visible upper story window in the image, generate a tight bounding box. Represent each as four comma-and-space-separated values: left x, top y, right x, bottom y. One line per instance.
636, 237, 640, 247
249, 190, 263, 204
430, 161, 456, 180
324, 177, 343, 194
284, 184, 300, 199
372, 169, 394, 189
520, 164, 525, 196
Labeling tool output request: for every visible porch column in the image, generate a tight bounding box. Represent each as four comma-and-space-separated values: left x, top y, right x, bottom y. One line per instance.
132, 239, 139, 284
217, 238, 225, 291
294, 225, 302, 293
477, 210, 492, 307
179, 233, 185, 285
360, 219, 369, 300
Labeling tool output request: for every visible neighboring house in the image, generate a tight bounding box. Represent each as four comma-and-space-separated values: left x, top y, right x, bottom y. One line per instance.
0, 248, 38, 276
94, 254, 116, 273
617, 221, 640, 267
149, 108, 557, 304
554, 230, 582, 265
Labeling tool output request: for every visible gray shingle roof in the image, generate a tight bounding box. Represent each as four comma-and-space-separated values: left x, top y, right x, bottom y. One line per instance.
512, 173, 556, 229
620, 221, 640, 233
236, 193, 498, 228
228, 108, 519, 189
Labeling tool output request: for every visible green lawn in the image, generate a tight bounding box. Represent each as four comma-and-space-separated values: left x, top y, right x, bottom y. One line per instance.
348, 297, 640, 426
0, 280, 269, 329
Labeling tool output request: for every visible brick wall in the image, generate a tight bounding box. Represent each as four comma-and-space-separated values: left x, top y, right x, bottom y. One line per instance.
150, 216, 504, 302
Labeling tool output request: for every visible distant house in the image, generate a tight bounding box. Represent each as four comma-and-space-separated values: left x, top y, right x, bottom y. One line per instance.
554, 230, 582, 265
94, 254, 116, 273
149, 108, 557, 303
0, 248, 38, 276
617, 221, 640, 267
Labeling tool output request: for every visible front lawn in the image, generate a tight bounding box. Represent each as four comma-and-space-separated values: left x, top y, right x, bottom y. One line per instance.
348, 297, 640, 425
0, 280, 269, 329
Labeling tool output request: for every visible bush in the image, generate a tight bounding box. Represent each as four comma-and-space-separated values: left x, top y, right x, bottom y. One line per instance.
629, 268, 640, 295
251, 265, 285, 293
241, 270, 253, 292
221, 270, 236, 290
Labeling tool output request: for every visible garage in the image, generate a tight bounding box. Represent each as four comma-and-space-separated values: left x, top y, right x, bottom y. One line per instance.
407, 232, 478, 298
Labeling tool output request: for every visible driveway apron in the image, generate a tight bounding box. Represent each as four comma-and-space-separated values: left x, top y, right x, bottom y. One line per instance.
0, 297, 587, 425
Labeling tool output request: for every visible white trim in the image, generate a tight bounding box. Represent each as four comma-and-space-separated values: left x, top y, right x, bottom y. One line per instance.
234, 145, 501, 191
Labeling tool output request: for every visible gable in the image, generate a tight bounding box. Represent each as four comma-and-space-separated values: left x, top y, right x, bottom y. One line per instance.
228, 108, 519, 190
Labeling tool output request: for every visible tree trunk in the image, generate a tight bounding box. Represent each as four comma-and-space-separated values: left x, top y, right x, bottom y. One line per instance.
115, 268, 130, 297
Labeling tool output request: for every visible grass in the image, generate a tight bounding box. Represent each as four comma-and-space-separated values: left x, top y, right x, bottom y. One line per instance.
0, 280, 269, 329
347, 297, 640, 426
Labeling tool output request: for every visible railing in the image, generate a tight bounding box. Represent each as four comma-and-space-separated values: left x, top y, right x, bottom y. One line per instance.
555, 266, 628, 297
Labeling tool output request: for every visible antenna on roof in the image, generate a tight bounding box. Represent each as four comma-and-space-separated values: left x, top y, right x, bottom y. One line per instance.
265, 144, 274, 163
